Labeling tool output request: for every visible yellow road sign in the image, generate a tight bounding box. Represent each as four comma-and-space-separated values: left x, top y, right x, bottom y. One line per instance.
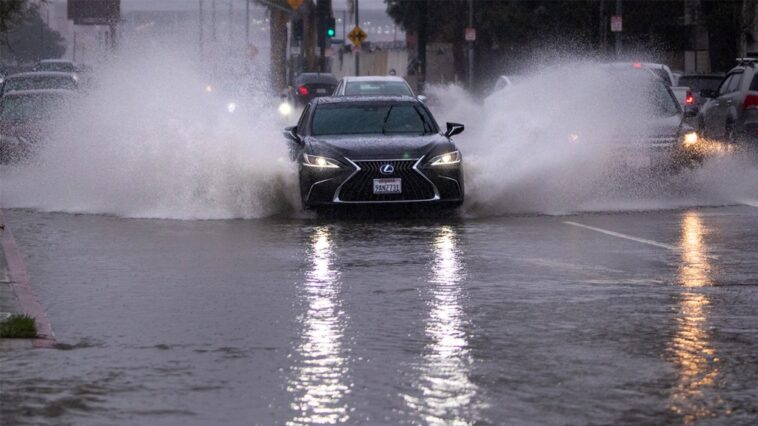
347, 26, 367, 47
288, 0, 304, 10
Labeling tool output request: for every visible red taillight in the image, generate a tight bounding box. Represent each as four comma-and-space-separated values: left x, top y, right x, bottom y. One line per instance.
297, 85, 309, 96
744, 94, 758, 110
632, 62, 643, 68
685, 90, 695, 105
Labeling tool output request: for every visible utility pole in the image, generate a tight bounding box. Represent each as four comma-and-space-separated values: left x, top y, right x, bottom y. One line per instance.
354, 0, 360, 76
212, 0, 217, 42
199, 0, 204, 61
417, 0, 427, 92
467, 0, 474, 91
615, 0, 622, 56
245, 0, 250, 43
228, 0, 233, 45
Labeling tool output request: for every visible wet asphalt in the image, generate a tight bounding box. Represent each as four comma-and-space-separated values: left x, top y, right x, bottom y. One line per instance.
1, 206, 757, 425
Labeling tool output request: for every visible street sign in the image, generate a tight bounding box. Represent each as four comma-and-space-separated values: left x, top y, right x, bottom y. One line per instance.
611, 15, 622, 32
465, 27, 476, 42
288, 0, 304, 10
348, 26, 367, 48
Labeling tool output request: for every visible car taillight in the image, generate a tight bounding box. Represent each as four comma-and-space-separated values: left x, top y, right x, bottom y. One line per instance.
685, 90, 695, 105
632, 62, 642, 68
744, 94, 758, 110
297, 85, 309, 96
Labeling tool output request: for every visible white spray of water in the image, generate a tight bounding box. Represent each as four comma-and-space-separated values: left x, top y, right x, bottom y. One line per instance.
1, 54, 756, 219
427, 62, 758, 215
1, 42, 300, 219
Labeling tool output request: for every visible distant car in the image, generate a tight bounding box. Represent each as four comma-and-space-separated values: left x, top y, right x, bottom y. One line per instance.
698, 59, 758, 144
33, 59, 77, 73
0, 89, 74, 163
677, 73, 724, 107
608, 61, 675, 86
332, 76, 416, 97
582, 66, 704, 170
284, 73, 339, 108
284, 96, 465, 209
0, 72, 78, 97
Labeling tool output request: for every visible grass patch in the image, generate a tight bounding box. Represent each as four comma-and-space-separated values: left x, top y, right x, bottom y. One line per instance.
0, 314, 38, 338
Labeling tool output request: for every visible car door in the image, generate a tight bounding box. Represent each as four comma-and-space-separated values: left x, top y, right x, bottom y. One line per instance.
704, 73, 735, 138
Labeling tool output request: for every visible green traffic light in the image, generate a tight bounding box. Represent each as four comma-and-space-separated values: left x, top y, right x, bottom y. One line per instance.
327, 28, 335, 37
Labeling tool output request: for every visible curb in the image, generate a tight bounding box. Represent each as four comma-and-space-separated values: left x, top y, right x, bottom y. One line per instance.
0, 208, 56, 348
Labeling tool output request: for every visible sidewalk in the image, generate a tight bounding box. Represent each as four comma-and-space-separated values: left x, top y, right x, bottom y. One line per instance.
0, 209, 55, 349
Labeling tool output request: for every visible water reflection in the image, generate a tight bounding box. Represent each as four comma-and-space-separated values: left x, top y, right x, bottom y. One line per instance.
404, 226, 480, 424
287, 227, 350, 425
669, 212, 720, 424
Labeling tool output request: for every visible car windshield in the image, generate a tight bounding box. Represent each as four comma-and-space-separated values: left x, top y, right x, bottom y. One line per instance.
678, 76, 723, 92
312, 104, 433, 135
345, 81, 413, 96
4, 76, 76, 93
0, 94, 69, 121
649, 68, 672, 86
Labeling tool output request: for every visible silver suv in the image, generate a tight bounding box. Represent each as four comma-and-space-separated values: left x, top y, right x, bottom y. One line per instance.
698, 58, 758, 143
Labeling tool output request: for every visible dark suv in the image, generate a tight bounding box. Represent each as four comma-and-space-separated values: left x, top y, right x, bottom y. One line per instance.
698, 59, 758, 143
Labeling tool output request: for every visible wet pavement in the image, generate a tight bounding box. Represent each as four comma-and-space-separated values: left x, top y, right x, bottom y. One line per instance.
1, 206, 757, 425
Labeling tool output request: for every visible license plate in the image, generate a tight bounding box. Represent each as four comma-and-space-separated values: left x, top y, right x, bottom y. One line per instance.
316, 88, 327, 94
373, 178, 402, 194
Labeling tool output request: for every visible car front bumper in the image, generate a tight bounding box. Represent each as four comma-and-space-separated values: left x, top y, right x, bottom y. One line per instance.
299, 157, 464, 208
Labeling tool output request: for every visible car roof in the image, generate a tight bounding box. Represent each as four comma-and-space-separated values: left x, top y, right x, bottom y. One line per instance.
311, 95, 421, 106
5, 71, 77, 79
1, 89, 76, 98
340, 76, 407, 83
296, 73, 338, 84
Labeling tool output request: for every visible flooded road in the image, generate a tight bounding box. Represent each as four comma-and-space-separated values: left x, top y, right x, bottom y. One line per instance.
1, 206, 758, 425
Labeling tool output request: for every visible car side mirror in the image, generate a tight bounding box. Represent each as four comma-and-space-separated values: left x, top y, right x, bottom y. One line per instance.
700, 89, 716, 99
283, 126, 302, 144
684, 105, 699, 117
445, 122, 464, 137
417, 95, 427, 103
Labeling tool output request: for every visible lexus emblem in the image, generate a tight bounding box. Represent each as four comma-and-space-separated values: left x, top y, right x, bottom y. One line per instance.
380, 164, 395, 175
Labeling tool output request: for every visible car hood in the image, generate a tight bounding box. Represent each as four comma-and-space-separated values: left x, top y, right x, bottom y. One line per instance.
305, 134, 453, 160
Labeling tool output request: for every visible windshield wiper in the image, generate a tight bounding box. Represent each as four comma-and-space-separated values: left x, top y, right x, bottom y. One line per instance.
380, 106, 393, 134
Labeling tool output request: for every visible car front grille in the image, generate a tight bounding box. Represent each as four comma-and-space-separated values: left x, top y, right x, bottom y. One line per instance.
336, 159, 437, 202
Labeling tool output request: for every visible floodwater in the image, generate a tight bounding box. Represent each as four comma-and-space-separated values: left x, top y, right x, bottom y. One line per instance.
1, 206, 757, 425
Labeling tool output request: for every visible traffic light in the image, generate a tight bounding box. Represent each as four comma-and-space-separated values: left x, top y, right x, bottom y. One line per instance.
326, 17, 336, 38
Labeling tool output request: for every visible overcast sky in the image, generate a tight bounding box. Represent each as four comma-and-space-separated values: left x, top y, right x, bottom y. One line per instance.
120, 0, 389, 12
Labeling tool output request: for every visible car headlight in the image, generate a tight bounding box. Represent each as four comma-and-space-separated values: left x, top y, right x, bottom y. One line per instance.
278, 102, 293, 116
682, 131, 698, 146
428, 150, 461, 166
226, 102, 237, 113
302, 153, 341, 168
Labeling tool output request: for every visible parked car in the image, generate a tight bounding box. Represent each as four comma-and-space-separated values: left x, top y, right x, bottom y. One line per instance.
332, 76, 416, 97
284, 96, 465, 209
0, 72, 78, 97
698, 59, 758, 144
0, 89, 74, 163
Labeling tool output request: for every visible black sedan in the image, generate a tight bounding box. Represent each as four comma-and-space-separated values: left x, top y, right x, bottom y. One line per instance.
284, 96, 465, 209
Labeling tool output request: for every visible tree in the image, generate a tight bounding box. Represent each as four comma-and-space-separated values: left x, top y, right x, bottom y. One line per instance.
1, 1, 66, 64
